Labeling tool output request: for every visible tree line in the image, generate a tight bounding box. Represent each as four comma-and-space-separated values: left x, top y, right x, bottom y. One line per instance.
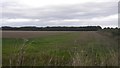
102, 27, 120, 36
1, 26, 102, 31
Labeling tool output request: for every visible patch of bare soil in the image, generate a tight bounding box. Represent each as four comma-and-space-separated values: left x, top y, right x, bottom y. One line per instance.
2, 31, 73, 38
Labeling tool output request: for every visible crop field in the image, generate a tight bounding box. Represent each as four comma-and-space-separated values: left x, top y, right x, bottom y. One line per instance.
2, 31, 119, 66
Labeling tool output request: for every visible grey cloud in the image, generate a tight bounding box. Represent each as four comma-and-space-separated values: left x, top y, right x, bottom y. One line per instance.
1, 1, 118, 27
3, 2, 117, 19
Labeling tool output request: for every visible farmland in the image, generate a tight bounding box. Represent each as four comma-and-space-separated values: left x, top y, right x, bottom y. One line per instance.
2, 31, 119, 66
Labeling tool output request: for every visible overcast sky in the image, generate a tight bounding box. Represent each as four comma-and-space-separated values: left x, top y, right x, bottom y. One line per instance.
1, 0, 119, 27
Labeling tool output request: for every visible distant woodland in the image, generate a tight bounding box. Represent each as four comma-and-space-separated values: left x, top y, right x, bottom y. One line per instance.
1, 26, 102, 31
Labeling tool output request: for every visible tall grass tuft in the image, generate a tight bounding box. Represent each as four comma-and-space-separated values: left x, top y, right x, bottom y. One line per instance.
9, 39, 29, 66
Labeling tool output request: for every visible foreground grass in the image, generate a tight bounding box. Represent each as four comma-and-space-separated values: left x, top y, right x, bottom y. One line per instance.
2, 31, 118, 66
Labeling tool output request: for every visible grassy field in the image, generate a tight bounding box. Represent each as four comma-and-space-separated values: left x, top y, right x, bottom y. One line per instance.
2, 31, 119, 66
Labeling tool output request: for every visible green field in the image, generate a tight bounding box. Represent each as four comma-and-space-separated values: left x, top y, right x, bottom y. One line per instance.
2, 31, 119, 66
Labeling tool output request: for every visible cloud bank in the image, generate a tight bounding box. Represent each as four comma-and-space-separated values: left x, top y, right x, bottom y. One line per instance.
1, 0, 119, 27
